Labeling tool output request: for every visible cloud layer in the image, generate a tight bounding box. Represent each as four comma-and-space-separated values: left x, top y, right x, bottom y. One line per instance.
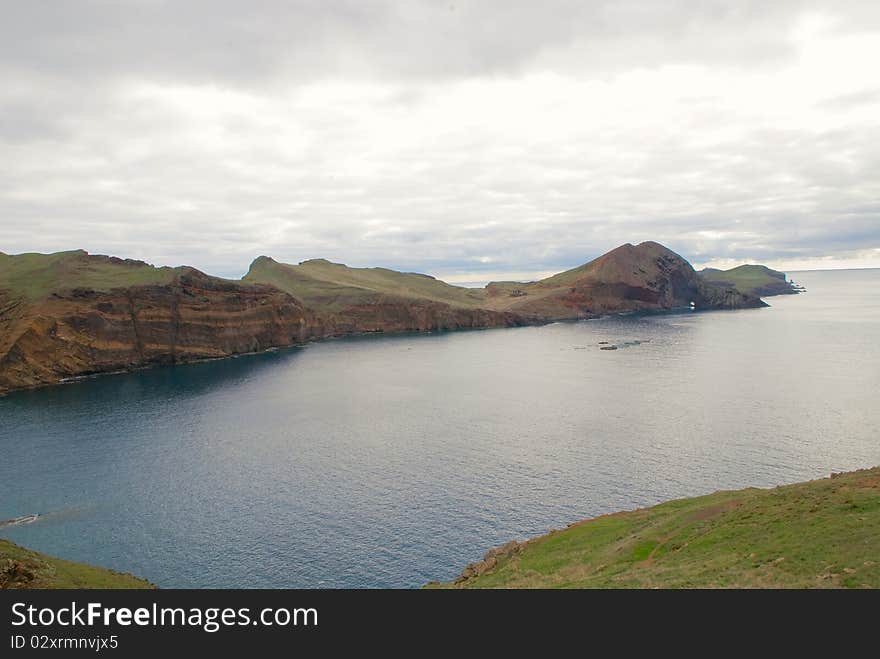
2, 1, 879, 281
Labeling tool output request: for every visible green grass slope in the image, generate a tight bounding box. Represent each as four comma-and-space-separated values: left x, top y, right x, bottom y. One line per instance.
0, 250, 179, 302
244, 256, 487, 311
0, 538, 154, 589
434, 467, 880, 589
700, 264, 796, 297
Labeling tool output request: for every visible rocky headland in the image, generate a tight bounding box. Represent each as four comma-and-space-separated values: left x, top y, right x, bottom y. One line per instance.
700, 264, 801, 297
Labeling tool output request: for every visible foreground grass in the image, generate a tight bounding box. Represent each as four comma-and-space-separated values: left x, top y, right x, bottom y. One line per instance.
0, 538, 154, 589
433, 467, 880, 588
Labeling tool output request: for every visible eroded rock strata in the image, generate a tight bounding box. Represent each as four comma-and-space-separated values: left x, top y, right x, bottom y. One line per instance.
0, 269, 329, 393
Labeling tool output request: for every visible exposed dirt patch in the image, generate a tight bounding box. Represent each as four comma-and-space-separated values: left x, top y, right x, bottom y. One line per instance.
853, 474, 880, 490
565, 509, 639, 530
687, 500, 742, 522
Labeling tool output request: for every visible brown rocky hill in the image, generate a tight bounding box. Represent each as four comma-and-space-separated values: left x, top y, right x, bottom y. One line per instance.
483, 241, 765, 318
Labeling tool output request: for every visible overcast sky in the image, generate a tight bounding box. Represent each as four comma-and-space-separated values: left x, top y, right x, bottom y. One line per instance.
2, 1, 879, 282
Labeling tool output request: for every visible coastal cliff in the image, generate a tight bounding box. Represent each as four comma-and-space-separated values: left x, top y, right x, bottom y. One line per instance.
0, 242, 767, 394
244, 256, 531, 334
0, 253, 331, 393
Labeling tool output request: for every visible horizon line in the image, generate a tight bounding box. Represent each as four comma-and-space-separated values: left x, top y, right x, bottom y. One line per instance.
3, 246, 879, 283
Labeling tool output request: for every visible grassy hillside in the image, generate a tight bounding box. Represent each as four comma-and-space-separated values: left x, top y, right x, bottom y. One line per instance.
700, 264, 796, 297
434, 467, 880, 589
244, 256, 487, 311
2, 248, 786, 312
0, 538, 154, 589
0, 250, 179, 302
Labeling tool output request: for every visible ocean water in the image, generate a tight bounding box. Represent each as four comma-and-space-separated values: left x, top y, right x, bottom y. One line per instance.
1, 268, 878, 588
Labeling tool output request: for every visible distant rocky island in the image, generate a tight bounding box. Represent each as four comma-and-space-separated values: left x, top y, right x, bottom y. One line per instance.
0, 241, 794, 394
700, 264, 802, 297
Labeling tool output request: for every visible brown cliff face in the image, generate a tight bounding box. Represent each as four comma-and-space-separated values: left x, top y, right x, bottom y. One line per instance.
0, 269, 330, 394
320, 299, 530, 334
242, 255, 533, 335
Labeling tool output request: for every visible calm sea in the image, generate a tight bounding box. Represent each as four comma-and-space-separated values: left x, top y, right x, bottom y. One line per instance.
1, 268, 878, 587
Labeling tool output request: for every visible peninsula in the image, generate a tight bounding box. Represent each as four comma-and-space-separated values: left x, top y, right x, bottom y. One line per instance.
0, 241, 772, 394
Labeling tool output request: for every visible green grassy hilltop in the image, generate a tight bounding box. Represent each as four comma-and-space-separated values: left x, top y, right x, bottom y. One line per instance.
433, 467, 880, 589
700, 264, 798, 297
244, 255, 487, 312
0, 250, 179, 302
0, 538, 154, 589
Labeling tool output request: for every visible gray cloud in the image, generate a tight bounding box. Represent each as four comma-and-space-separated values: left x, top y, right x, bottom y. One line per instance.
0, 1, 821, 84
1, 1, 879, 280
